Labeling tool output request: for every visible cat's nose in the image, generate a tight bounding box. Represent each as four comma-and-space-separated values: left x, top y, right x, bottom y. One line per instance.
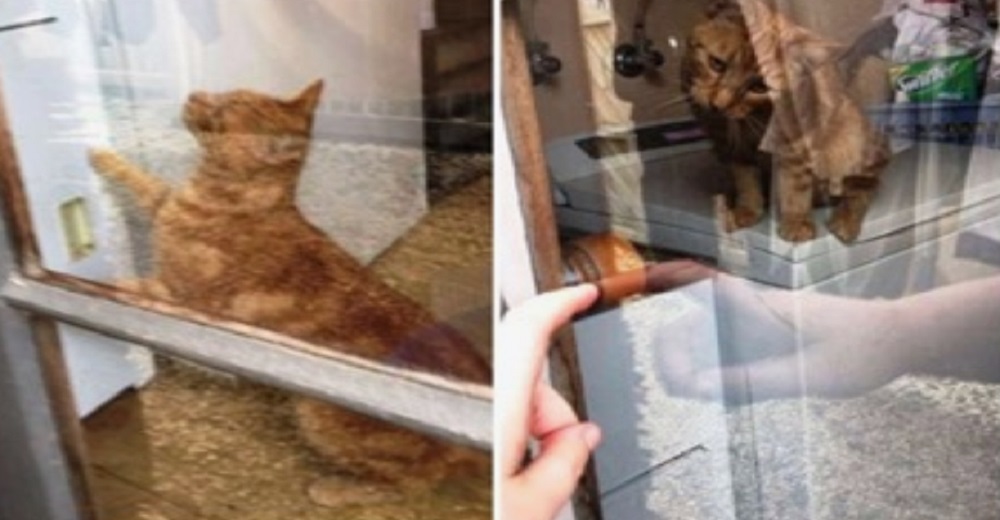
712, 91, 735, 111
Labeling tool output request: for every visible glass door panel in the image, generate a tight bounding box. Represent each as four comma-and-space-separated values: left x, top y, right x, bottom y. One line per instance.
509, 0, 1000, 517
0, 1, 493, 518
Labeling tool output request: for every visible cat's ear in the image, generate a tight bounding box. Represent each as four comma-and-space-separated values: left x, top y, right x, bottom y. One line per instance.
292, 79, 325, 113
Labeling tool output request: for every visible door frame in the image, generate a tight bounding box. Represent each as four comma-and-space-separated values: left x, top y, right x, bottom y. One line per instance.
501, 1, 602, 518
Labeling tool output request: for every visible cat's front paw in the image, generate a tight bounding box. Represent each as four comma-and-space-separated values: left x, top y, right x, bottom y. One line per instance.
714, 197, 764, 233
778, 218, 816, 243
827, 213, 862, 243
87, 148, 119, 175
731, 206, 764, 229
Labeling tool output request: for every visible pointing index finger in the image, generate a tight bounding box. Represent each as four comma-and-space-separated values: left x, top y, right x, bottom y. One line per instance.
497, 284, 599, 474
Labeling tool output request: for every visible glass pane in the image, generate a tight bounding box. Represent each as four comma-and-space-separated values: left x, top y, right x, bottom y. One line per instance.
0, 1, 492, 516
517, 0, 1000, 517
0, 0, 492, 422
84, 354, 491, 519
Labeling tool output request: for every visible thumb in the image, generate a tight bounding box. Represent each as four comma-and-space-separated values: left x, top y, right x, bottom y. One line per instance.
516, 423, 601, 518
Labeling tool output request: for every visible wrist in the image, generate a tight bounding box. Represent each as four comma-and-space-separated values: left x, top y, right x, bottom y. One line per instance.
888, 277, 1000, 382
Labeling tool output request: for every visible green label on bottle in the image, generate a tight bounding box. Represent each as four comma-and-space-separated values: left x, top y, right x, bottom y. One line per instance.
890, 54, 980, 102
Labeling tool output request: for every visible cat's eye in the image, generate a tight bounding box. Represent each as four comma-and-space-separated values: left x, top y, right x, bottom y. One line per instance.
708, 55, 727, 73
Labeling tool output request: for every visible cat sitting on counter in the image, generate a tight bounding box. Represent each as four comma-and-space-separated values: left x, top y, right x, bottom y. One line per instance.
681, 0, 890, 243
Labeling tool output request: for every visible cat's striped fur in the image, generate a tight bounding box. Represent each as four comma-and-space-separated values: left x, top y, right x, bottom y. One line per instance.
683, 0, 889, 242
89, 80, 490, 509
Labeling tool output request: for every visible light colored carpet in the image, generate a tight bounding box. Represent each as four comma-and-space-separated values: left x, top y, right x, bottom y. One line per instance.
83, 165, 492, 520
578, 291, 1000, 519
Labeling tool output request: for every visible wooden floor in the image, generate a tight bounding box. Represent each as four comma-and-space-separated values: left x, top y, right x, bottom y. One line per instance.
82, 172, 493, 520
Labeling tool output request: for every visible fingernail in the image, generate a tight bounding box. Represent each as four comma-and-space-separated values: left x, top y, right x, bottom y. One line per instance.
581, 423, 602, 450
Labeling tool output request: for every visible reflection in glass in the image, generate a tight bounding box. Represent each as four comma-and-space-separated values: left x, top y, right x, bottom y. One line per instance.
1, 0, 492, 378
524, 0, 1000, 517
84, 356, 491, 519
1, 0, 492, 516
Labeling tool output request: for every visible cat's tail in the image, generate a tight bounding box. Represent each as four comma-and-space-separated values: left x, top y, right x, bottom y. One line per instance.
385, 320, 492, 385
89, 148, 171, 216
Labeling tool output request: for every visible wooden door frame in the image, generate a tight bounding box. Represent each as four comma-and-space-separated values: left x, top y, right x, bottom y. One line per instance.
501, 2, 603, 518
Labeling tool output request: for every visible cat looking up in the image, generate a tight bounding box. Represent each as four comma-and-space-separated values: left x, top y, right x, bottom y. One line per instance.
89, 80, 491, 510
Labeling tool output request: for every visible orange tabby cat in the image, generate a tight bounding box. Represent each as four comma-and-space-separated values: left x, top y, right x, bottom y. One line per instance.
683, 0, 889, 243
89, 80, 491, 508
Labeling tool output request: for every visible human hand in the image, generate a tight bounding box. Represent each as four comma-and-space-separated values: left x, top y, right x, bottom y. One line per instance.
498, 284, 601, 520
658, 272, 916, 401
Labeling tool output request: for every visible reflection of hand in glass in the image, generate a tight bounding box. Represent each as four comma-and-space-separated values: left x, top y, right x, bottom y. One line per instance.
498, 285, 602, 520
654, 267, 1000, 401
